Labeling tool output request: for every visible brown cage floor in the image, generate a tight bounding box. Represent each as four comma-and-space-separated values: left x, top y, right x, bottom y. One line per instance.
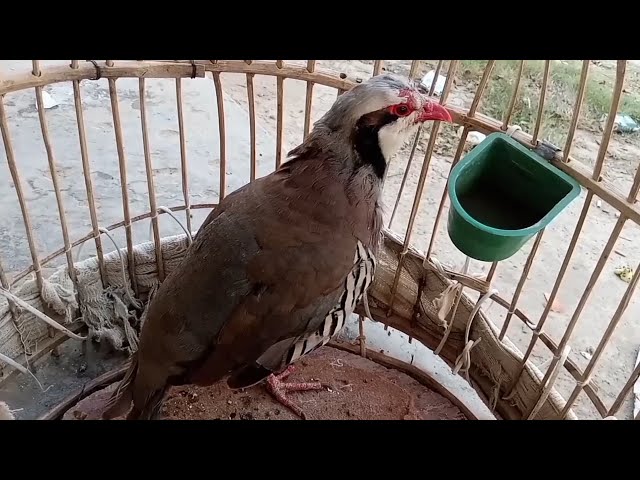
63, 346, 467, 420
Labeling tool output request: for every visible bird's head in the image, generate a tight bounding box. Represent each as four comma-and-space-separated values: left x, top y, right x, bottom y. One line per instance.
313, 72, 452, 178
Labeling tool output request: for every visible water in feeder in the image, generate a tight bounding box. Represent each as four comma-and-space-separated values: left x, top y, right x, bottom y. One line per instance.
457, 182, 547, 231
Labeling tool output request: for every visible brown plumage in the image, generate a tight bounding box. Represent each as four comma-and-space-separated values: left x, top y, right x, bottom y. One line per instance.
102, 73, 452, 420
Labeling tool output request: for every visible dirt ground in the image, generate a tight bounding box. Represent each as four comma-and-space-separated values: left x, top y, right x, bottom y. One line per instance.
0, 60, 638, 419
62, 346, 467, 421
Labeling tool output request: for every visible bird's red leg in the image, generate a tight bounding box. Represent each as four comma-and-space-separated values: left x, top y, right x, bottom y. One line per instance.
265, 365, 326, 420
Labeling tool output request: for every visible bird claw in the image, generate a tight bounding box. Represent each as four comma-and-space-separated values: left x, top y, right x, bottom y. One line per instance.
265, 365, 326, 420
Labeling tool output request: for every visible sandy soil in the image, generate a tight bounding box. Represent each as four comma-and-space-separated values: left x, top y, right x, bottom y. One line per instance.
0, 60, 638, 419
62, 346, 467, 421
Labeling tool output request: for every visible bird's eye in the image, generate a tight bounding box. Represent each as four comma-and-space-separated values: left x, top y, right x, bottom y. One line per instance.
392, 104, 411, 116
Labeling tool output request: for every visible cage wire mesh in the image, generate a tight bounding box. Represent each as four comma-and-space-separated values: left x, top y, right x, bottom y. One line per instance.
0, 60, 638, 420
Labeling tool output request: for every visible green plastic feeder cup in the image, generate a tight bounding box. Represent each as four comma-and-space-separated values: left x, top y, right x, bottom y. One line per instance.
447, 132, 582, 262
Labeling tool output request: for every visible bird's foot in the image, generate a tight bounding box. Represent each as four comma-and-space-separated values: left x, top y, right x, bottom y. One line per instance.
265, 365, 327, 420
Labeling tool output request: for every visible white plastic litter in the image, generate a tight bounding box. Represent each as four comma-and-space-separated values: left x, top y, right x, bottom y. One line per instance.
41, 90, 59, 109
467, 131, 487, 146
420, 70, 446, 96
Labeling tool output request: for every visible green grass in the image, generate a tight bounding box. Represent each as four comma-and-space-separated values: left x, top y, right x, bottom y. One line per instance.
456, 60, 640, 147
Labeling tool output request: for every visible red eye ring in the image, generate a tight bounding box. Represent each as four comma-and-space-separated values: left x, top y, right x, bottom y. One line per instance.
391, 104, 411, 117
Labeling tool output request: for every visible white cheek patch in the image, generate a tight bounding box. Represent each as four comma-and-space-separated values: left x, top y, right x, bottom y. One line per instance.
377, 113, 419, 162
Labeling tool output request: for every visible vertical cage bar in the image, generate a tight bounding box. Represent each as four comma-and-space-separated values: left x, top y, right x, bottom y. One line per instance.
468, 60, 496, 116
303, 60, 316, 140
560, 257, 640, 418
608, 358, 640, 416
560, 150, 640, 415
0, 99, 44, 290
244, 62, 258, 182
591, 60, 627, 180
107, 78, 138, 295
409, 60, 421, 80
563, 60, 590, 161
275, 61, 285, 168
175, 78, 193, 234
510, 60, 629, 400
71, 64, 106, 282
485, 262, 499, 284
424, 60, 495, 259
373, 61, 384, 76
508, 193, 594, 396
532, 60, 551, 144
388, 60, 445, 229
508, 64, 623, 396
34, 84, 77, 285
498, 231, 545, 340
388, 61, 458, 309
502, 60, 525, 129
212, 72, 227, 200
523, 215, 626, 419
138, 78, 165, 282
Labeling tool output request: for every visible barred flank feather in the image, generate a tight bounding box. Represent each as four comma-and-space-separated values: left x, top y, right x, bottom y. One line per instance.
286, 240, 376, 364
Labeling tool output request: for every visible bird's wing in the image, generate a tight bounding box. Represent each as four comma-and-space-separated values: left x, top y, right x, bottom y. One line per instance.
137, 166, 360, 388
225, 253, 370, 390
185, 217, 357, 385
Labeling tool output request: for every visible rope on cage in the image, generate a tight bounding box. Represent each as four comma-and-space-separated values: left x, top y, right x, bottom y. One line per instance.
1, 268, 35, 365
86, 60, 102, 81
489, 378, 502, 411
146, 206, 193, 285
98, 227, 143, 311
39, 252, 78, 324
453, 288, 498, 383
157, 206, 193, 245
0, 350, 49, 393
13, 315, 33, 368
97, 227, 148, 352
109, 288, 140, 351
0, 278, 83, 391
505, 124, 522, 138
433, 256, 469, 355
0, 288, 86, 342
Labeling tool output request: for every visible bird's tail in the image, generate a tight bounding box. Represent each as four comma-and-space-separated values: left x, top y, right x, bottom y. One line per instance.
102, 353, 168, 420
125, 386, 167, 420
102, 353, 139, 419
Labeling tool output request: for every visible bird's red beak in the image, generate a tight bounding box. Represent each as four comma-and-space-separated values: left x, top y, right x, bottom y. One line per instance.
418, 100, 452, 123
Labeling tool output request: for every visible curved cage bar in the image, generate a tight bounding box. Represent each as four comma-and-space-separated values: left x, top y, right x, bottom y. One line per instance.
0, 60, 638, 420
